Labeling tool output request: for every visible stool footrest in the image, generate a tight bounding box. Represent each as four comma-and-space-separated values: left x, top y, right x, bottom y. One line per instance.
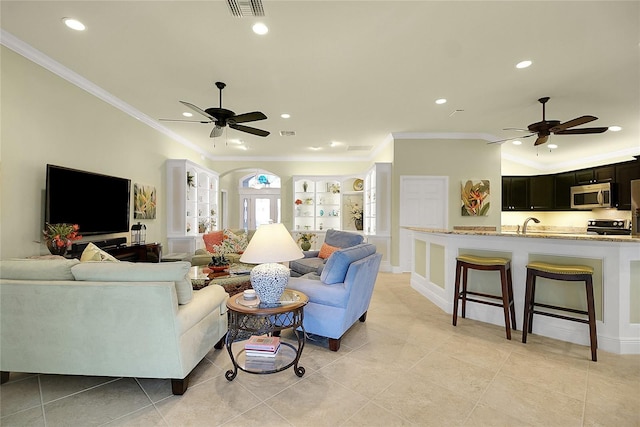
465, 297, 508, 309
532, 309, 590, 324
534, 302, 589, 317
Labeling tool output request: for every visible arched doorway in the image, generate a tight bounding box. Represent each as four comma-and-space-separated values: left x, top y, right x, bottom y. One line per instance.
238, 171, 281, 229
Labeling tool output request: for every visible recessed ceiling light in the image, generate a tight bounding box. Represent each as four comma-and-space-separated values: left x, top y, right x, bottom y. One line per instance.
330, 141, 342, 148
511, 140, 522, 145
309, 146, 322, 151
228, 139, 244, 145
516, 60, 532, 69
182, 112, 193, 117
609, 125, 622, 132
252, 22, 268, 35
63, 18, 85, 31
548, 144, 558, 149
280, 113, 290, 119
238, 145, 248, 151
435, 98, 447, 105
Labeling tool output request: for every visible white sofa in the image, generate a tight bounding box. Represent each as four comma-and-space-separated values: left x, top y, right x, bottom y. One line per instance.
0, 258, 228, 395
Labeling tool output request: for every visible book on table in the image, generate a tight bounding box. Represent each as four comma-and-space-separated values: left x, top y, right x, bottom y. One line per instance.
245, 335, 280, 352
245, 345, 280, 358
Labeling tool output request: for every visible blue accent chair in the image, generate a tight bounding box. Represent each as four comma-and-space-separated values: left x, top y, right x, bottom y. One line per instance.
289, 229, 365, 277
287, 243, 382, 351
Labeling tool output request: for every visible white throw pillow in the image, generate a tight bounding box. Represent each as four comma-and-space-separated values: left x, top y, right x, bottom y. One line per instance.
80, 242, 120, 262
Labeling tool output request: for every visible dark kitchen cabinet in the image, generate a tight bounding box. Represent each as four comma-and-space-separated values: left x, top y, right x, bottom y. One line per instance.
554, 172, 576, 210
529, 175, 554, 210
502, 176, 529, 211
575, 166, 615, 184
615, 160, 640, 210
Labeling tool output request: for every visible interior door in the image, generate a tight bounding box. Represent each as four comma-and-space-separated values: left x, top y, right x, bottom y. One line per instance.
399, 176, 448, 272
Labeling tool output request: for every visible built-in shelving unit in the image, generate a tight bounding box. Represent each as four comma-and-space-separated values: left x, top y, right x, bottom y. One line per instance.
166, 159, 219, 254
364, 163, 391, 271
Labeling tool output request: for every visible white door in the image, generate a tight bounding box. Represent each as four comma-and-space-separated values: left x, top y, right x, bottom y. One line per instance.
399, 176, 448, 272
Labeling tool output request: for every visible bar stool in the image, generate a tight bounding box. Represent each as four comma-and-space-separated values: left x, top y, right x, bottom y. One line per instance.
522, 261, 597, 362
452, 254, 516, 340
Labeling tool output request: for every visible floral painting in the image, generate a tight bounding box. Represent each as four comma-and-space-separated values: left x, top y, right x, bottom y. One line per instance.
134, 183, 157, 219
461, 180, 490, 216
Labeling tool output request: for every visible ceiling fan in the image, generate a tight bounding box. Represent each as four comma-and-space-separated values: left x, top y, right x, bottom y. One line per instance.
160, 82, 269, 138
492, 97, 608, 146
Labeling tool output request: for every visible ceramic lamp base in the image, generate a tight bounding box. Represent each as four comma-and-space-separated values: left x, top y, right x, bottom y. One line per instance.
250, 263, 290, 304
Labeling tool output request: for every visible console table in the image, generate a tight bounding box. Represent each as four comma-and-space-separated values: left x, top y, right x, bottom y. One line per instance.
67, 242, 162, 263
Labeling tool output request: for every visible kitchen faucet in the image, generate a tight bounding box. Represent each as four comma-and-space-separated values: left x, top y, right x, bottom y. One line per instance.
522, 217, 540, 234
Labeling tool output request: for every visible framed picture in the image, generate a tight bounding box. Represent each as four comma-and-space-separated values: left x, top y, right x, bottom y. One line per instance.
134, 183, 157, 219
461, 179, 490, 216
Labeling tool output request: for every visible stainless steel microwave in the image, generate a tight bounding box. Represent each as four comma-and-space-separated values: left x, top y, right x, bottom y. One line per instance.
571, 182, 615, 209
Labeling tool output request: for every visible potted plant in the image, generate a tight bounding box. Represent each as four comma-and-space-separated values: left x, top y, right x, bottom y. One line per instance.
348, 200, 364, 230
208, 254, 230, 272
296, 232, 316, 251
42, 223, 82, 256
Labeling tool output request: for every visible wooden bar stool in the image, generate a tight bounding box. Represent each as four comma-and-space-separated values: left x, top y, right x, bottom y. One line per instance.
452, 254, 516, 340
522, 261, 597, 362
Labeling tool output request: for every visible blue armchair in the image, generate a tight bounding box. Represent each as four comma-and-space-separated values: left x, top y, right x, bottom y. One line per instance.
289, 229, 364, 277
287, 243, 382, 351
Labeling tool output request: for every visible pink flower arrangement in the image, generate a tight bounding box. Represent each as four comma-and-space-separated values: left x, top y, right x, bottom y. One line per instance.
43, 223, 82, 248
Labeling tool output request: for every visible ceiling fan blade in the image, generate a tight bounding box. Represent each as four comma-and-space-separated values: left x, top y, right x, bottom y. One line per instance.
549, 115, 597, 133
229, 111, 267, 124
179, 101, 217, 121
229, 123, 270, 137
159, 118, 211, 123
488, 133, 536, 144
502, 127, 531, 132
210, 125, 224, 138
554, 127, 609, 135
534, 135, 549, 146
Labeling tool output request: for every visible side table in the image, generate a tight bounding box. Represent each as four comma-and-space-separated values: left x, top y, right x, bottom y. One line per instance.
224, 289, 308, 381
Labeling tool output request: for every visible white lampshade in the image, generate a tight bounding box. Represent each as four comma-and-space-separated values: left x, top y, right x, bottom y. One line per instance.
240, 223, 303, 264
240, 223, 304, 304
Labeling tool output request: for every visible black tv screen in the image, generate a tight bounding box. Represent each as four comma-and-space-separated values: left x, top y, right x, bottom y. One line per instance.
45, 164, 131, 235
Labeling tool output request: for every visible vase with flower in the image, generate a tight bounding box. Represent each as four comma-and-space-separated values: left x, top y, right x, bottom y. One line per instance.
42, 223, 82, 256
347, 201, 364, 231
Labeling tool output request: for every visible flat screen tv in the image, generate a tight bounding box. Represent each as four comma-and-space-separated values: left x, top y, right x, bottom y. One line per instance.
45, 164, 131, 236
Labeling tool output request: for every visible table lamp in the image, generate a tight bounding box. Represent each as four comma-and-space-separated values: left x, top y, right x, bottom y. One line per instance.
240, 223, 304, 303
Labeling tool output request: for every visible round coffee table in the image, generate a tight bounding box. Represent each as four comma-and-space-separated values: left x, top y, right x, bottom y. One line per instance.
188, 263, 254, 294
224, 289, 308, 381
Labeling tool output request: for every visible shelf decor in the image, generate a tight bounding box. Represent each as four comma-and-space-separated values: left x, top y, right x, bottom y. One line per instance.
461, 179, 491, 216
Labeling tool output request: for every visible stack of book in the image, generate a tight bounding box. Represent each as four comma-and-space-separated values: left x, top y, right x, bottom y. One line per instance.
244, 335, 280, 357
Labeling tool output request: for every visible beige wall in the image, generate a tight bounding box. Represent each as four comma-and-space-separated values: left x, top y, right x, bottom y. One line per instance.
1, 47, 209, 258
391, 137, 502, 266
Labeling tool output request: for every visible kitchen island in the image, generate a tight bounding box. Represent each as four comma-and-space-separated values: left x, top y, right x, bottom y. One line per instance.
406, 227, 640, 354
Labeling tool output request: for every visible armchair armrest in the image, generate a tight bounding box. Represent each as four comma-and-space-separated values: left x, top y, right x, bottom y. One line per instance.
303, 250, 320, 258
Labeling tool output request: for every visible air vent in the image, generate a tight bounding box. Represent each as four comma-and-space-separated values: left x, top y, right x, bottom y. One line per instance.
347, 145, 373, 151
227, 0, 265, 17
280, 131, 296, 136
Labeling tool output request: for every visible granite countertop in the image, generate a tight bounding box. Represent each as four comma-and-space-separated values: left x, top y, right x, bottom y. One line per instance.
405, 227, 640, 243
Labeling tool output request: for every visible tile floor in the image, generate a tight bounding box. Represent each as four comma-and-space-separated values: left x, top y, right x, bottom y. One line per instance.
1, 272, 639, 426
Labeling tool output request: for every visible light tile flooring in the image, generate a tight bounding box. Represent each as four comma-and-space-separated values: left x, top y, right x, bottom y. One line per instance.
2, 273, 639, 426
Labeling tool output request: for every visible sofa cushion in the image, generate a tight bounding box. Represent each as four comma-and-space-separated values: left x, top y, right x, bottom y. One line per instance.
289, 257, 325, 276
0, 258, 80, 281
324, 229, 364, 248
318, 243, 339, 259
71, 261, 193, 304
80, 242, 119, 262
203, 231, 224, 253
320, 243, 377, 285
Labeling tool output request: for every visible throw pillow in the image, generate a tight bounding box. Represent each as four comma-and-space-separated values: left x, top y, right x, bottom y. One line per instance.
318, 243, 339, 259
80, 242, 119, 262
203, 231, 224, 253
222, 229, 248, 254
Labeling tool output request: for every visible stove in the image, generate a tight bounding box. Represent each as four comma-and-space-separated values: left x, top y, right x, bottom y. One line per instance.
586, 219, 631, 235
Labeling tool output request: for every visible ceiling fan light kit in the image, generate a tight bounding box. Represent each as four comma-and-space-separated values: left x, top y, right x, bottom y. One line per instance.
160, 81, 270, 138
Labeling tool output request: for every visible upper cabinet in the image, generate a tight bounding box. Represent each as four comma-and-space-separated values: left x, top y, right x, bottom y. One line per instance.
502, 158, 640, 211
166, 159, 219, 253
